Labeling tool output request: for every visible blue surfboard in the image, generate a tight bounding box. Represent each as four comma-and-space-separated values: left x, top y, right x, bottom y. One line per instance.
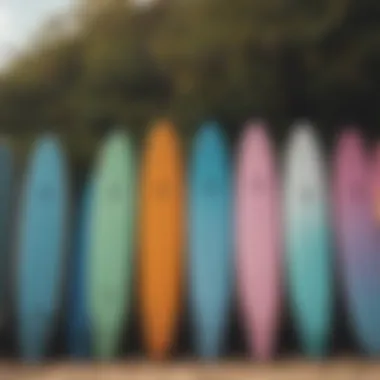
188, 121, 232, 358
67, 178, 93, 358
17, 134, 69, 361
0, 143, 14, 329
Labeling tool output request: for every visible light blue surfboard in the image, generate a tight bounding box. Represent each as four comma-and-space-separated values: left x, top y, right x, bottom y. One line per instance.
188, 121, 232, 358
67, 178, 93, 358
0, 143, 14, 329
17, 134, 69, 362
283, 122, 333, 357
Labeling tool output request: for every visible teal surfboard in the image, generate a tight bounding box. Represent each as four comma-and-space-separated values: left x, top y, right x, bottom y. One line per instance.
283, 122, 333, 356
17, 134, 69, 361
87, 130, 136, 359
188, 121, 232, 358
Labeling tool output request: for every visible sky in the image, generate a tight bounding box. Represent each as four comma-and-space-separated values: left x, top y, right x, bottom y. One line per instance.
0, 0, 74, 69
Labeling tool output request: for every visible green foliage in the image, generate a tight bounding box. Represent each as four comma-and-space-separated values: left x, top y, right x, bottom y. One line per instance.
0, 0, 379, 159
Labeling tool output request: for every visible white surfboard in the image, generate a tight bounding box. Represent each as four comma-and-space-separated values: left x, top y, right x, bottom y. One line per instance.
283, 121, 333, 356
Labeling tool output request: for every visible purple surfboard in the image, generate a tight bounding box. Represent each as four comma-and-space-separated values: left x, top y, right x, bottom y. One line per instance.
334, 129, 380, 355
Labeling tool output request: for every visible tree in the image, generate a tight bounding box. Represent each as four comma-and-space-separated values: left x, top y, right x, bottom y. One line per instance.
0, 0, 380, 148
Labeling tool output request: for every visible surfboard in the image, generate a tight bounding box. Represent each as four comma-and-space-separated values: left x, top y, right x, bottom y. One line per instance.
139, 120, 184, 359
334, 129, 380, 354
372, 143, 380, 225
188, 121, 232, 358
67, 178, 93, 358
236, 122, 281, 360
0, 143, 14, 331
87, 130, 136, 360
17, 134, 69, 361
283, 122, 332, 356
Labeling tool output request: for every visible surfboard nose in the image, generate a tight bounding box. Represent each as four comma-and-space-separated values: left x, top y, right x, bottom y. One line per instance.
336, 128, 365, 163
194, 121, 226, 155
371, 147, 380, 224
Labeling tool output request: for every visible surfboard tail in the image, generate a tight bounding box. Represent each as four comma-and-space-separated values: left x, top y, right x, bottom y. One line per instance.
300, 326, 330, 358
143, 328, 173, 360
191, 303, 228, 359
237, 266, 279, 360
287, 235, 332, 357
251, 327, 275, 361
19, 314, 51, 362
93, 328, 121, 360
68, 327, 90, 358
140, 269, 181, 360
91, 307, 127, 360
195, 340, 220, 359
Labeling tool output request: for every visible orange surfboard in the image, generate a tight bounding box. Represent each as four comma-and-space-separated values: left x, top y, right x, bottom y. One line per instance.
139, 120, 184, 359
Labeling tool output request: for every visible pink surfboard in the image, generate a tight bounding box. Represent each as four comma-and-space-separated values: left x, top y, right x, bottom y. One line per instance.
372, 144, 380, 225
334, 129, 380, 354
235, 122, 281, 360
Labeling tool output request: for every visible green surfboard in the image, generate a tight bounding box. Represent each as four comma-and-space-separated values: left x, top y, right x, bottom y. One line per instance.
87, 130, 136, 359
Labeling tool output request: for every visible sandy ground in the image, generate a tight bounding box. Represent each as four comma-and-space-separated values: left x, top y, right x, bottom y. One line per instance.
0, 358, 379, 380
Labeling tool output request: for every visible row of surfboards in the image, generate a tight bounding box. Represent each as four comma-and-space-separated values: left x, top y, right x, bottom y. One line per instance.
4, 119, 380, 362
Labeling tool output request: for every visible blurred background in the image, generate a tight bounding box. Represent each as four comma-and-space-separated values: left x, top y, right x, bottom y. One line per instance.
1, 0, 380, 162
0, 0, 379, 361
